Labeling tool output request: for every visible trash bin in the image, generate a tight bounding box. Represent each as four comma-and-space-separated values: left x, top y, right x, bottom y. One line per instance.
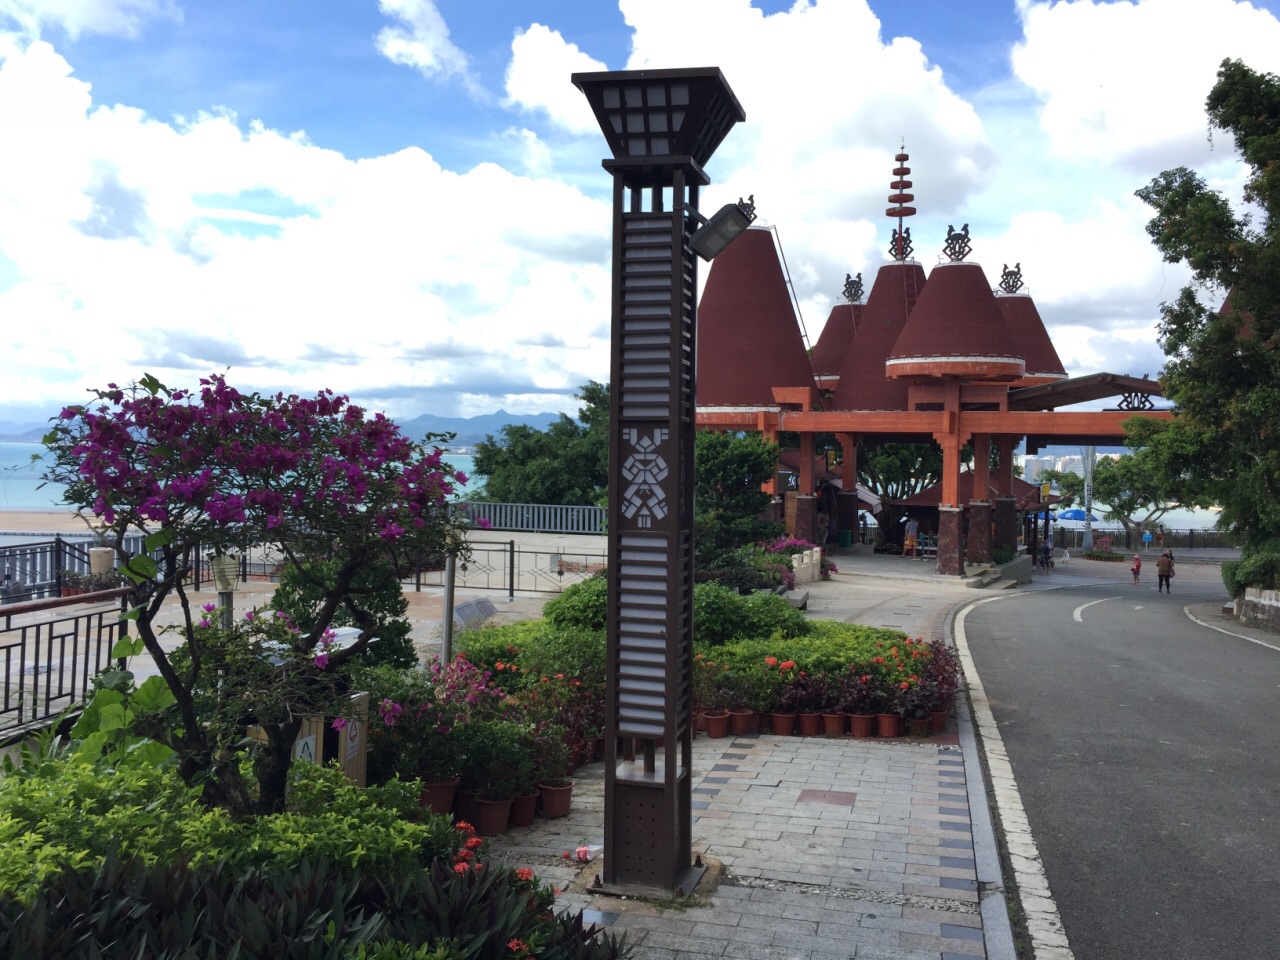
838, 529, 853, 548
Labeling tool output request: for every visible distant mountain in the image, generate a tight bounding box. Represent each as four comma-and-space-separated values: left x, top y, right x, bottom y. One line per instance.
0, 421, 49, 443
398, 410, 564, 448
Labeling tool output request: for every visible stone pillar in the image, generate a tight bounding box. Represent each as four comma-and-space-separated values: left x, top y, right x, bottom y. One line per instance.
993, 498, 1018, 554
937, 506, 964, 576
967, 502, 992, 564
786, 493, 818, 543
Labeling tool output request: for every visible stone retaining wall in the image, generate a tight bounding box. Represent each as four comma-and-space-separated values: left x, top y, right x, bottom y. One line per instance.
1239, 587, 1280, 631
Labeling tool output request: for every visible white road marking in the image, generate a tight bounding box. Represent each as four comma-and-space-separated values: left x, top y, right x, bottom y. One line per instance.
1072, 596, 1121, 622
1184, 607, 1280, 653
957, 596, 1077, 960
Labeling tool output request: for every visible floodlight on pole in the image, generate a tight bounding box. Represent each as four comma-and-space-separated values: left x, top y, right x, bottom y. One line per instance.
687, 195, 756, 261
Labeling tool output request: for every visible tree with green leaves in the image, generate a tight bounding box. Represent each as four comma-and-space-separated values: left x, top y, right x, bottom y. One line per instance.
694, 430, 782, 565
1043, 451, 1184, 548
1132, 58, 1280, 568
472, 382, 608, 506
856, 441, 944, 536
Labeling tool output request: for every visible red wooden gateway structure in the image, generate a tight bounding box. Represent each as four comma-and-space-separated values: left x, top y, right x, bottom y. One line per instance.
695, 151, 1171, 574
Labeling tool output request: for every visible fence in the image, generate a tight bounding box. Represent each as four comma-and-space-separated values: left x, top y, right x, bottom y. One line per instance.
455, 502, 604, 535
0, 535, 146, 603
1, 588, 130, 736
411, 540, 606, 598
1050, 527, 1239, 551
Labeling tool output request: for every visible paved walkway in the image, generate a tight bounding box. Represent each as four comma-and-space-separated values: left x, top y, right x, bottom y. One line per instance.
485, 559, 1007, 960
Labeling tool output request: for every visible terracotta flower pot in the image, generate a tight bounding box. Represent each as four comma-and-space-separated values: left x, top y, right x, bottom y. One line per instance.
928, 710, 948, 734
769, 712, 796, 736
876, 713, 901, 738
906, 717, 931, 737
704, 711, 731, 739
821, 712, 846, 737
419, 777, 460, 815
538, 781, 574, 819
510, 790, 539, 828
849, 714, 875, 738
729, 709, 755, 736
473, 797, 513, 836
693, 709, 707, 733
797, 712, 822, 737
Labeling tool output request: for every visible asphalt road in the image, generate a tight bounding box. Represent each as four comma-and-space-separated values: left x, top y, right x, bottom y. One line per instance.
962, 576, 1280, 960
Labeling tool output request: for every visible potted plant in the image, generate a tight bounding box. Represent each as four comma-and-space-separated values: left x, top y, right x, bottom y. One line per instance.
895, 678, 940, 737
532, 721, 575, 818
781, 669, 826, 736
693, 655, 732, 738
457, 719, 533, 835
839, 672, 883, 738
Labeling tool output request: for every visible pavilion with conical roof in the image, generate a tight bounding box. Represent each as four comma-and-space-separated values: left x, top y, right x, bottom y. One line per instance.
694, 149, 1170, 575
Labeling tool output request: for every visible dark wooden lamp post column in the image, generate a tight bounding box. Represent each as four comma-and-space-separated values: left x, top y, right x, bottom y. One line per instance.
572, 67, 745, 896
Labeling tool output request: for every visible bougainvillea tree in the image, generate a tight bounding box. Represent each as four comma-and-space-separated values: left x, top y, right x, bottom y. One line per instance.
42, 373, 470, 816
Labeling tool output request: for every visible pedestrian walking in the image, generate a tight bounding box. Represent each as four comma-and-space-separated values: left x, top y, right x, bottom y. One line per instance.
1156, 549, 1174, 593
1131, 554, 1142, 585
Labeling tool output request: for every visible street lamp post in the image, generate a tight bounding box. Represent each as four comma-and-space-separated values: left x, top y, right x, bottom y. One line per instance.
573, 66, 745, 896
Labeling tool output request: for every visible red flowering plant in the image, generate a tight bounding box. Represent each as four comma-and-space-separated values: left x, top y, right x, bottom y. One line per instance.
41, 374, 471, 817
692, 654, 731, 713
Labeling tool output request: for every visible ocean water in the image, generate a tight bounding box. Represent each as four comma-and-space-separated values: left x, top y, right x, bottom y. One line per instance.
0, 441, 479, 513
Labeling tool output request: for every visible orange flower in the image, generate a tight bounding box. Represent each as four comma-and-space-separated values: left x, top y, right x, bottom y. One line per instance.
873, 656, 885, 664
465, 835, 484, 850
516, 867, 534, 881
455, 821, 476, 835
780, 660, 796, 671
496, 661, 505, 670
765, 656, 778, 667
899, 681, 910, 689
454, 863, 469, 875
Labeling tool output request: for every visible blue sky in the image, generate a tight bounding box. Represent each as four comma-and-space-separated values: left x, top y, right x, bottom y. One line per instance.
2, 0, 1279, 423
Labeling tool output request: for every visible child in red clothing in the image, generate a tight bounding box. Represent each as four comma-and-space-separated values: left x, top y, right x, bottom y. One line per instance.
1131, 554, 1141, 585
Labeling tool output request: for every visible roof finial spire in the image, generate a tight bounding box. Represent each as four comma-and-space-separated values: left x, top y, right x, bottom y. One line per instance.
886, 146, 917, 261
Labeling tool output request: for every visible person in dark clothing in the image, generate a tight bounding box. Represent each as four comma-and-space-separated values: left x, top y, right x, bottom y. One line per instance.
1156, 549, 1174, 593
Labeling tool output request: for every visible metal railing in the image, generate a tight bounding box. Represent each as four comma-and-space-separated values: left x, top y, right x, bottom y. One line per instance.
1, 588, 130, 735
0, 535, 146, 603
1051, 527, 1240, 551
411, 540, 606, 597
455, 502, 605, 535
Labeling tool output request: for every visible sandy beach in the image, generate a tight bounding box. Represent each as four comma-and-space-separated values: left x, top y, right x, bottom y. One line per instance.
0, 510, 89, 535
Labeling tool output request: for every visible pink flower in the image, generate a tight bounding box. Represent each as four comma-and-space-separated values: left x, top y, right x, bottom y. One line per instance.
331, 716, 347, 731
314, 653, 330, 670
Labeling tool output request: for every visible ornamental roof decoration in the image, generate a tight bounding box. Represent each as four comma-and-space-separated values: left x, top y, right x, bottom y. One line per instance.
943, 223, 972, 263
886, 148, 916, 262
998, 262, 1024, 294
842, 272, 864, 304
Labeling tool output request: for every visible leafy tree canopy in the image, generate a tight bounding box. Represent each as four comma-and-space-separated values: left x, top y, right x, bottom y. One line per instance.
472, 382, 608, 506
694, 430, 782, 564
1042, 451, 1184, 548
1132, 58, 1280, 550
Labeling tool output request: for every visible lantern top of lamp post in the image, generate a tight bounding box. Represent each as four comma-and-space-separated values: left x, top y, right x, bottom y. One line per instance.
571, 67, 745, 169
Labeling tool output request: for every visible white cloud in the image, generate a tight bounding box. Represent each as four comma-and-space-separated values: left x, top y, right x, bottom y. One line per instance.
375, 0, 482, 95
0, 37, 611, 417
503, 23, 606, 134
1013, 0, 1280, 168
0, 0, 179, 40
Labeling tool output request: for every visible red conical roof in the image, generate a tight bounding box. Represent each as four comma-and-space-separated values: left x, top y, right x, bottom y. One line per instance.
886, 261, 1024, 380
810, 302, 862, 379
829, 261, 926, 410
695, 227, 817, 406
995, 292, 1067, 385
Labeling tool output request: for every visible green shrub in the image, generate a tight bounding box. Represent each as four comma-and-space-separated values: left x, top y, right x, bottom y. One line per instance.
1222, 543, 1280, 596
0, 758, 464, 905
692, 582, 809, 646
455, 620, 545, 686
543, 572, 607, 631
0, 854, 627, 960
991, 544, 1015, 565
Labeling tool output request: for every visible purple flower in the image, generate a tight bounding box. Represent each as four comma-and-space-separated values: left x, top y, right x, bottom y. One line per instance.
331, 716, 347, 731
314, 653, 330, 670
198, 619, 211, 628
